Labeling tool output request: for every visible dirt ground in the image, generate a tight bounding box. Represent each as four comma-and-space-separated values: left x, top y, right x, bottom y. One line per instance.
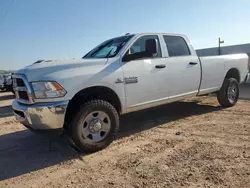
0, 91, 250, 188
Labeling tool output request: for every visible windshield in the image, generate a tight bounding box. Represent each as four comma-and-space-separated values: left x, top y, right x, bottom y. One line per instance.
83, 35, 134, 59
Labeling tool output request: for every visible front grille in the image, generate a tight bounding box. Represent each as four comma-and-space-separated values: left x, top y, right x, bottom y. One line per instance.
16, 78, 25, 86
13, 75, 32, 103
18, 91, 29, 100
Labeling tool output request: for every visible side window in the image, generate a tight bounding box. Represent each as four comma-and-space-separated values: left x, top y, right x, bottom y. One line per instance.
128, 35, 162, 58
163, 36, 190, 57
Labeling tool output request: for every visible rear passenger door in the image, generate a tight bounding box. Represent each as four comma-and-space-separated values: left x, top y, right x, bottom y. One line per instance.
163, 35, 201, 98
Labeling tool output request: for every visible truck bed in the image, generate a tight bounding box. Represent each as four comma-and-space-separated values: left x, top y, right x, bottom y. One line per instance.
198, 53, 249, 95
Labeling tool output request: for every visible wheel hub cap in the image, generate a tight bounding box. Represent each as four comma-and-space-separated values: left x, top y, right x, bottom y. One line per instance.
228, 83, 237, 102
89, 120, 102, 132
81, 111, 111, 143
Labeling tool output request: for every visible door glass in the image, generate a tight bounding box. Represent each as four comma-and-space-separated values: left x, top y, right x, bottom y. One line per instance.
163, 35, 190, 57
128, 35, 162, 58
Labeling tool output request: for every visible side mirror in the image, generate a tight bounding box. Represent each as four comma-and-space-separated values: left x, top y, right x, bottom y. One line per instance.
123, 53, 133, 62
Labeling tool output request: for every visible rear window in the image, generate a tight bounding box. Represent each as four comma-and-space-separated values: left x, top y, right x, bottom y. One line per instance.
163, 36, 190, 57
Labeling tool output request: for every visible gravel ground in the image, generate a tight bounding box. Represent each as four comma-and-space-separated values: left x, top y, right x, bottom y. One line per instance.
0, 90, 250, 188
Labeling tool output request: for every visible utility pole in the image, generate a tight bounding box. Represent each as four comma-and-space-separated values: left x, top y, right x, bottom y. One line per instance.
218, 38, 224, 55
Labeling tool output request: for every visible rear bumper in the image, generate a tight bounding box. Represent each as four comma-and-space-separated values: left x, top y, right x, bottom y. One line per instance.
12, 99, 69, 131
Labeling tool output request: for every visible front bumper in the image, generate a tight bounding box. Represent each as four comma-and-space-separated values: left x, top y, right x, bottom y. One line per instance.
12, 99, 69, 130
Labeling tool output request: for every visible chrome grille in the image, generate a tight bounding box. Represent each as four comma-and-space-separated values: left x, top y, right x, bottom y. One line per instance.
15, 78, 25, 86
18, 91, 29, 100
12, 74, 34, 104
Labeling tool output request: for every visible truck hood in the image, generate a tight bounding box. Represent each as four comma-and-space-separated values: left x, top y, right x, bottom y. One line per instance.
15, 58, 108, 82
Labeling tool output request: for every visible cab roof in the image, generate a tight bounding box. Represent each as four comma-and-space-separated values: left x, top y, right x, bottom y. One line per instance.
128, 32, 190, 43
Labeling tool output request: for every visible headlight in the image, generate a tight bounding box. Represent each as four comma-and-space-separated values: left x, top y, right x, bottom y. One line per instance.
31, 81, 67, 99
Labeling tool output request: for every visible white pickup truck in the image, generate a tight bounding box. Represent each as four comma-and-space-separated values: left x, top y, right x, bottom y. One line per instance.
12, 33, 250, 152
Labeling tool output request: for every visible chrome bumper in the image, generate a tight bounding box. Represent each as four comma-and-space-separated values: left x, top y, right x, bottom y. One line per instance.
12, 99, 69, 130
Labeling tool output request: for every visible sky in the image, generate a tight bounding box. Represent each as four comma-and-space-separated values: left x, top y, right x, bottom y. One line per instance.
0, 0, 250, 70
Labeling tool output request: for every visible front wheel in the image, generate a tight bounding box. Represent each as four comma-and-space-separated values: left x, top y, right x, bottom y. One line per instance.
217, 78, 239, 107
70, 100, 119, 152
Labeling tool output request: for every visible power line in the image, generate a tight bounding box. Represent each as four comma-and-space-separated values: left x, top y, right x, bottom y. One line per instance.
0, 0, 15, 27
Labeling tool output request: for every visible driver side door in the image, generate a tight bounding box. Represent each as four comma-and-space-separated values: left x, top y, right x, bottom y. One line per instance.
121, 35, 170, 112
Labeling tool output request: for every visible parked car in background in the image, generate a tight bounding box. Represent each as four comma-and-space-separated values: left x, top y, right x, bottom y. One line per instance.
0, 74, 14, 92
0, 75, 5, 90
12, 32, 249, 152
5, 74, 14, 92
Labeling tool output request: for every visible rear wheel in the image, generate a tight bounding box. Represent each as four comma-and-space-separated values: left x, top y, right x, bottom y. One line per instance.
70, 100, 119, 152
217, 78, 239, 107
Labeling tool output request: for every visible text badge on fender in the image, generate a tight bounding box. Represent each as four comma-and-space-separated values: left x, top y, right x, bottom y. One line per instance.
124, 76, 138, 84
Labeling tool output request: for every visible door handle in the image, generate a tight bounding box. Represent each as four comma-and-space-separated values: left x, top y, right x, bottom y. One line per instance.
189, 62, 198, 65
155, 64, 166, 68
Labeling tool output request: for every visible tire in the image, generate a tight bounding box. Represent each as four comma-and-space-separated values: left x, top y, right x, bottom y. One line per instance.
217, 78, 239, 107
70, 100, 119, 152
